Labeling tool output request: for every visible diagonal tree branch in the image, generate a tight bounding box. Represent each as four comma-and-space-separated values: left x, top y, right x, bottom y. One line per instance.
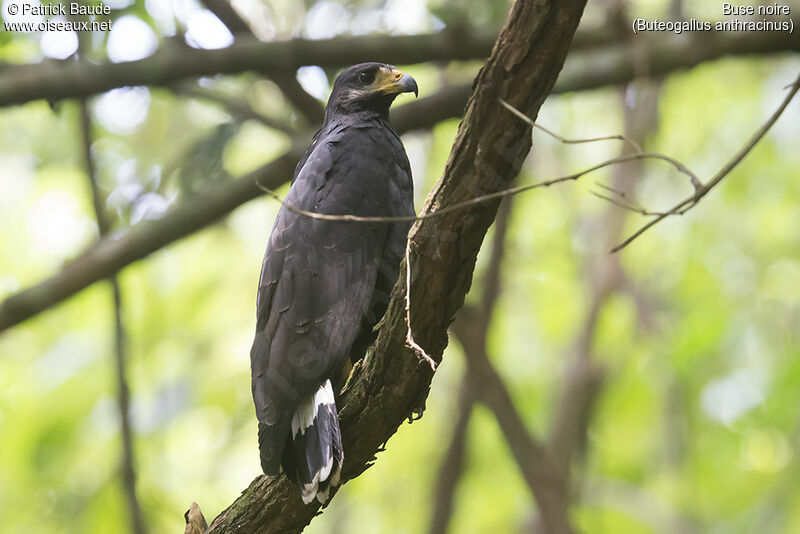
269, 72, 326, 125
200, 0, 251, 35
202, 0, 588, 532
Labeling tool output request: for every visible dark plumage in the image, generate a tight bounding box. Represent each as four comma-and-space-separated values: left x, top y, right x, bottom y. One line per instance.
250, 63, 417, 503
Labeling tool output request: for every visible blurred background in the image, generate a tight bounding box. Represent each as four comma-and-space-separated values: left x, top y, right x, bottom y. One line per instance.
1, 0, 800, 532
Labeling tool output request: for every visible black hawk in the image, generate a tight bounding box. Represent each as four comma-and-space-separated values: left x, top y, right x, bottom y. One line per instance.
250, 63, 418, 503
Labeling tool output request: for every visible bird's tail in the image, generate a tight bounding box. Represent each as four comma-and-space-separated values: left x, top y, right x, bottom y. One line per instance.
285, 379, 343, 504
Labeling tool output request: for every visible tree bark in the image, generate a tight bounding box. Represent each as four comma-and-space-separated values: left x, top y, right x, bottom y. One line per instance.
205, 0, 587, 532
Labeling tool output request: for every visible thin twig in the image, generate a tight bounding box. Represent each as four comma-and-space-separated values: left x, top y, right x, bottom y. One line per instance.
593, 182, 648, 212
589, 189, 664, 217
252, 96, 703, 229
500, 98, 705, 193
254, 152, 697, 224
611, 71, 800, 253
499, 98, 644, 154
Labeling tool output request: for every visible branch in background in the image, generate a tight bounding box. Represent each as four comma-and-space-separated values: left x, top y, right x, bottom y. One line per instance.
199, 0, 325, 124
392, 28, 800, 128
555, 24, 799, 93
270, 73, 326, 125
202, 1, 588, 531
451, 199, 574, 533
0, 28, 497, 107
200, 0, 251, 34
426, 380, 475, 534
2, 32, 796, 334
177, 84, 296, 134
582, 478, 700, 534
426, 198, 512, 534
545, 307, 605, 485
0, 22, 796, 108
78, 100, 146, 534
542, 81, 665, 530
0, 147, 301, 333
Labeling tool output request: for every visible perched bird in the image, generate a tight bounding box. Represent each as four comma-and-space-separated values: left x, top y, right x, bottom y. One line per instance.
250, 63, 418, 504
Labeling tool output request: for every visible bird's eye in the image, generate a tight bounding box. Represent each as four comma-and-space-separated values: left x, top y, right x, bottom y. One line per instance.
359, 70, 375, 85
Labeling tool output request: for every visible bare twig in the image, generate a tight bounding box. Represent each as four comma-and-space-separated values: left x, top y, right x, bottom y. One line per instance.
79, 100, 146, 534
611, 72, 800, 252
248, 97, 702, 227
253, 150, 698, 225
589, 188, 663, 216
500, 98, 700, 188
499, 98, 644, 154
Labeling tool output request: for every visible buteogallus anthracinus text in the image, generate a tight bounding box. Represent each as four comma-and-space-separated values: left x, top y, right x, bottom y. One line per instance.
250, 63, 418, 503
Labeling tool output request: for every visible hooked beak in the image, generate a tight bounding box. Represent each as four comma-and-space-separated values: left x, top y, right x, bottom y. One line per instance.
379, 68, 419, 97
393, 70, 419, 97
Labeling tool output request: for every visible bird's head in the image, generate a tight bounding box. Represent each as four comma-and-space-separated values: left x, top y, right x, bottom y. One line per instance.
325, 62, 418, 120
